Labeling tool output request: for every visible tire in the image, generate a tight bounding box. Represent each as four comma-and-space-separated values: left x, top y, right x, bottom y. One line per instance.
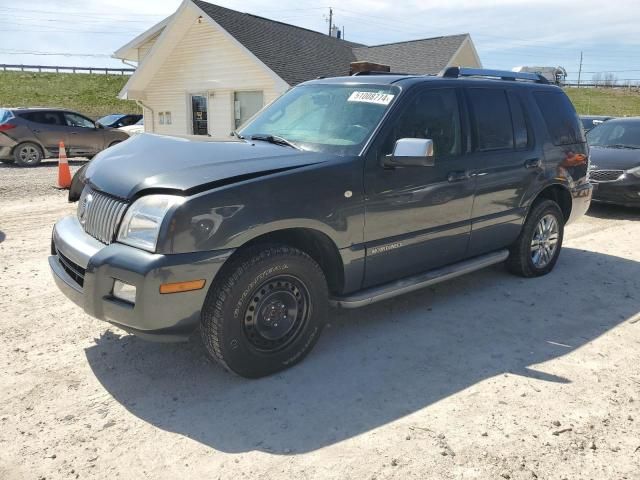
13, 142, 43, 167
201, 245, 328, 378
506, 199, 564, 277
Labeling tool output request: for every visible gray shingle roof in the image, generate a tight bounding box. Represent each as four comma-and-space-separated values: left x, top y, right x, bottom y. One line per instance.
353, 35, 470, 75
193, 1, 362, 85
193, 1, 473, 84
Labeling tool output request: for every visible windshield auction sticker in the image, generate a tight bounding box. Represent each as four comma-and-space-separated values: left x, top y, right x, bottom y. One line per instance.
347, 91, 395, 105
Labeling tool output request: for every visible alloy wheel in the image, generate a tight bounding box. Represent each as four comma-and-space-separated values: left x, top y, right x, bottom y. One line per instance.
530, 214, 559, 268
18, 145, 40, 164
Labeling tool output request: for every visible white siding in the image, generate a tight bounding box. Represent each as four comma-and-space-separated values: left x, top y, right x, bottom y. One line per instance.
449, 40, 481, 68
144, 19, 286, 138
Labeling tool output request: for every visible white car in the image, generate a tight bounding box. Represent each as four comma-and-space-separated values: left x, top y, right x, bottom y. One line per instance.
119, 119, 144, 136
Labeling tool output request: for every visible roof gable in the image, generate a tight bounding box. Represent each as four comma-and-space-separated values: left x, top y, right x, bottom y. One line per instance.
193, 0, 363, 85
353, 34, 470, 75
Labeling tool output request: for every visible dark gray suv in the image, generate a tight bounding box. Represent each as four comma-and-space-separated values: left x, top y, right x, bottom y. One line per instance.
49, 68, 592, 378
0, 108, 129, 167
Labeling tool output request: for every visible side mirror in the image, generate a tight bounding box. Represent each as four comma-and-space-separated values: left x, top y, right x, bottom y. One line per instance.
383, 138, 435, 167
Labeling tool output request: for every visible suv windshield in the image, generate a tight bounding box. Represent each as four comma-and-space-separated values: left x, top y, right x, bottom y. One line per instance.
239, 84, 400, 155
0, 109, 13, 124
587, 121, 640, 149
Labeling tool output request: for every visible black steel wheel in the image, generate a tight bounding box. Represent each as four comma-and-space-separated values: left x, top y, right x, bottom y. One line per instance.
243, 275, 311, 352
201, 245, 328, 378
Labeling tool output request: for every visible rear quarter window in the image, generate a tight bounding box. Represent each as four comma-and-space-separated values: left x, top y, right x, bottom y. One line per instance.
534, 91, 585, 145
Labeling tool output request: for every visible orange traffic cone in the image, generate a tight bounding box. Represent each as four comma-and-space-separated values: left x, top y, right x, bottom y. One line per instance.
56, 141, 72, 189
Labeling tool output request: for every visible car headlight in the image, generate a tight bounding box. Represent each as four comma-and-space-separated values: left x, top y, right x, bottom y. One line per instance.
628, 166, 640, 178
117, 194, 184, 252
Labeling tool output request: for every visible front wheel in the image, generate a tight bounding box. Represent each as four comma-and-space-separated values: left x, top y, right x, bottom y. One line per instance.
201, 245, 328, 378
506, 199, 564, 277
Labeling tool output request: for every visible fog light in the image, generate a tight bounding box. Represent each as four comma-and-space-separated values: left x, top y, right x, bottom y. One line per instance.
113, 280, 136, 304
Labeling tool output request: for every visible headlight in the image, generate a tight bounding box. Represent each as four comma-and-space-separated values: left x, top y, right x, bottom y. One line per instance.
117, 194, 184, 252
628, 166, 640, 178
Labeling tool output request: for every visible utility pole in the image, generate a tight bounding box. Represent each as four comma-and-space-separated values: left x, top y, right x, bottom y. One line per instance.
328, 7, 333, 36
577, 51, 583, 88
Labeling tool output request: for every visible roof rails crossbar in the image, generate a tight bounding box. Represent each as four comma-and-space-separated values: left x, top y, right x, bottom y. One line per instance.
351, 71, 412, 76
439, 67, 549, 84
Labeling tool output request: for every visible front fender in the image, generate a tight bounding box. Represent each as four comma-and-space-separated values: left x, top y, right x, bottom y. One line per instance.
159, 157, 365, 254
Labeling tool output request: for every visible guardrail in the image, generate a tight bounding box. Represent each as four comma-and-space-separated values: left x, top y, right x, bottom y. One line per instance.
0, 64, 135, 75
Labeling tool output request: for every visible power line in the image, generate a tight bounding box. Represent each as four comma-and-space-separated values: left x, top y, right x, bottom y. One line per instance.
0, 49, 112, 58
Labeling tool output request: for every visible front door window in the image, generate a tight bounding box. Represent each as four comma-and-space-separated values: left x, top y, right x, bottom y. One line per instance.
191, 95, 208, 135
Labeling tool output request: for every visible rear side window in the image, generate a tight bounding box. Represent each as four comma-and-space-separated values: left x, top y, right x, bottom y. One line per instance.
20, 111, 64, 126
534, 91, 585, 145
467, 89, 514, 151
508, 91, 529, 150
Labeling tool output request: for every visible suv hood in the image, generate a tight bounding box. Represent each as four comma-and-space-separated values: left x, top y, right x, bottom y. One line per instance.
85, 133, 329, 199
589, 145, 640, 170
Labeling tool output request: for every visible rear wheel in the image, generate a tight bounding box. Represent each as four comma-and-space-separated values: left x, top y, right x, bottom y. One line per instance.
201, 245, 328, 378
13, 142, 43, 167
506, 199, 564, 277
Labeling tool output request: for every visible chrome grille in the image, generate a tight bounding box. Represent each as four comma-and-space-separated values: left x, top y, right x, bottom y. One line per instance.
77, 187, 128, 244
589, 169, 624, 183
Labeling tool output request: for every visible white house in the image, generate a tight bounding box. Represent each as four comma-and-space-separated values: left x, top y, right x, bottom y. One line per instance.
114, 0, 482, 138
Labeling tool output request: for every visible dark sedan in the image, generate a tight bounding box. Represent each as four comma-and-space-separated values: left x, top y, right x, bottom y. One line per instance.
587, 117, 640, 207
96, 113, 142, 129
580, 115, 614, 133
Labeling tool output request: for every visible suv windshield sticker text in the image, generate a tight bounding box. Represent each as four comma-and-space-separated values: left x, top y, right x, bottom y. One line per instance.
347, 91, 396, 105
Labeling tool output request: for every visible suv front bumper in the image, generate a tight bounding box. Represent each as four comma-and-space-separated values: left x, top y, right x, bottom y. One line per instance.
49, 215, 233, 341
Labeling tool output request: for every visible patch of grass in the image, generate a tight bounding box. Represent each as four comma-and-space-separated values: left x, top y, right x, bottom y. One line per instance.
0, 71, 139, 119
564, 87, 640, 117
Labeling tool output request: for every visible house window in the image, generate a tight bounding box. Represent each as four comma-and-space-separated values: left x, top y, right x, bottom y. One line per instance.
165, 112, 172, 125
159, 112, 165, 125
234, 91, 264, 129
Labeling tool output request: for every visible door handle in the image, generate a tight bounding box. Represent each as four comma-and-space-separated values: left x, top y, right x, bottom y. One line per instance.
70, 132, 79, 135
32, 129, 41, 133
447, 171, 469, 182
524, 158, 541, 169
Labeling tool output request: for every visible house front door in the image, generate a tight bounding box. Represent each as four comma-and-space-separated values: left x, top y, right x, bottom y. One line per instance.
190, 94, 208, 135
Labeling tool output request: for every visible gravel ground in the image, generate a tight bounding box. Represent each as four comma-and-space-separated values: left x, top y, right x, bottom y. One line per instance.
1, 164, 639, 480
0, 160, 86, 200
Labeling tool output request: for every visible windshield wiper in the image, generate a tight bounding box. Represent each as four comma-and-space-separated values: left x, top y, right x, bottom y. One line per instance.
249, 134, 301, 150
231, 130, 245, 139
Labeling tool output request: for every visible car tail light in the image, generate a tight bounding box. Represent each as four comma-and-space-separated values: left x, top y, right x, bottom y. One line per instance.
0, 123, 16, 132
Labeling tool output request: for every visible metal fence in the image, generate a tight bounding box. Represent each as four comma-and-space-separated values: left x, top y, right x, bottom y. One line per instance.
0, 64, 135, 75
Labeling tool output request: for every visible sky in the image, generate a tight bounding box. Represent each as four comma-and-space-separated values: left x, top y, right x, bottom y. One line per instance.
1, 0, 640, 83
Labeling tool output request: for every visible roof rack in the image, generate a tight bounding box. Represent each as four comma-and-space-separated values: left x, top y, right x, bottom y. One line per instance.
439, 67, 549, 84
